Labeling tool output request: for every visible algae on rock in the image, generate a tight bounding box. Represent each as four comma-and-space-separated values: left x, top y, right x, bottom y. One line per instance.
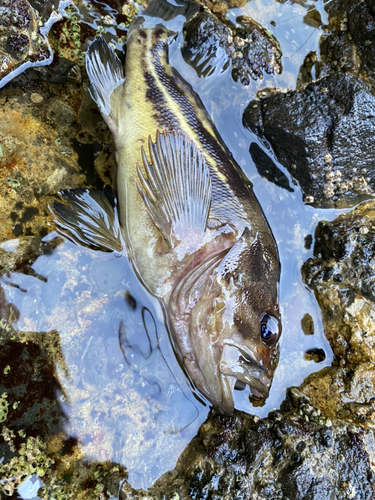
302, 201, 375, 425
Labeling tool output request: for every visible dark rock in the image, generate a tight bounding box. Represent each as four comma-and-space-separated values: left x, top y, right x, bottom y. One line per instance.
182, 11, 282, 85
121, 392, 375, 499
303, 202, 375, 305
312, 0, 375, 85
28, 0, 57, 25
32, 56, 77, 84
347, 0, 375, 74
304, 348, 326, 363
243, 73, 375, 208
182, 11, 231, 78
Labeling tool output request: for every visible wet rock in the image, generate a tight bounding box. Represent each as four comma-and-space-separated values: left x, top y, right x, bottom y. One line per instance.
121, 392, 375, 500
0, 235, 61, 281
196, 0, 248, 17
0, 0, 54, 88
302, 201, 375, 424
0, 83, 87, 240
46, 99, 76, 129
308, 0, 375, 86
243, 73, 375, 208
0, 0, 139, 88
182, 12, 231, 78
0, 56, 117, 241
182, 11, 282, 85
0, 318, 127, 498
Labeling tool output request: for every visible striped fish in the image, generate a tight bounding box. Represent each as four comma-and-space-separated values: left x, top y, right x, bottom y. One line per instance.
53, 0, 281, 415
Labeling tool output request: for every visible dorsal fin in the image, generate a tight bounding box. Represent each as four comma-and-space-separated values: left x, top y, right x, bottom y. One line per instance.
136, 130, 211, 248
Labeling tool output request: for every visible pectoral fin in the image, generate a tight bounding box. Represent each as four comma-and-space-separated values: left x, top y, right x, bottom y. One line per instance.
136, 130, 212, 248
85, 37, 126, 134
51, 188, 123, 253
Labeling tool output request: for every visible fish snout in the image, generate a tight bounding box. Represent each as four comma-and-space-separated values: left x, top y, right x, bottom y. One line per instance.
219, 343, 271, 400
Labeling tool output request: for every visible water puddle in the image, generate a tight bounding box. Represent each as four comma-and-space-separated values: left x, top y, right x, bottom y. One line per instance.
0, 0, 348, 494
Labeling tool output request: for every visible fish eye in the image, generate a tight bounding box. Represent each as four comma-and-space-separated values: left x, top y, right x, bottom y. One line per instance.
260, 313, 280, 346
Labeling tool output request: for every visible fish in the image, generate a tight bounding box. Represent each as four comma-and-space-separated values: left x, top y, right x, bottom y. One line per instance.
52, 0, 281, 415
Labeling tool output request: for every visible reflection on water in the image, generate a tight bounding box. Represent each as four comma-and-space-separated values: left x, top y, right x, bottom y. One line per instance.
230, 0, 330, 91
0, 0, 347, 493
1, 238, 203, 489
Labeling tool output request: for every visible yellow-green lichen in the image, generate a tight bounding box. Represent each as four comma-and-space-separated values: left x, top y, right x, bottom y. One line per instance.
121, 3, 138, 27
54, 5, 86, 66
0, 391, 126, 499
0, 392, 9, 423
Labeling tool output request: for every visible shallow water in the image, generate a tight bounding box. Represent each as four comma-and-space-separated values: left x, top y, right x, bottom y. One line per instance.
0, 0, 348, 493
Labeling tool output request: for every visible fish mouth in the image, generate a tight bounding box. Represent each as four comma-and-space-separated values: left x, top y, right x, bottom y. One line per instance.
220, 343, 270, 400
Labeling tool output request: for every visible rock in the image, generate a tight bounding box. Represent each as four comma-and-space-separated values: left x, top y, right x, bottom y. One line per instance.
120, 392, 375, 500
0, 313, 127, 498
0, 83, 87, 240
243, 73, 375, 208
302, 201, 375, 424
0, 0, 54, 88
182, 12, 232, 78
304, 0, 375, 86
182, 11, 282, 85
0, 0, 138, 89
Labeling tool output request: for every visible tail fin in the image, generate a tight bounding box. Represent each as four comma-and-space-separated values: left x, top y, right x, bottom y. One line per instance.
85, 37, 126, 134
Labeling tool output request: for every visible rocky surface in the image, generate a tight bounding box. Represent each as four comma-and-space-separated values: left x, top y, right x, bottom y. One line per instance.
0, 0, 140, 88
243, 73, 375, 208
183, 11, 282, 84
302, 201, 375, 426
0, 0, 53, 88
293, 0, 375, 88
120, 390, 375, 500
2, 0, 375, 499
316, 0, 375, 85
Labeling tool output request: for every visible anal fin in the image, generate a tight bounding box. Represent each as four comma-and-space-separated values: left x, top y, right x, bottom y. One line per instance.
51, 188, 123, 253
136, 131, 211, 249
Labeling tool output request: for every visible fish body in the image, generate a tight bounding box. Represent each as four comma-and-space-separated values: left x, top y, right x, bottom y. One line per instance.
53, 0, 281, 415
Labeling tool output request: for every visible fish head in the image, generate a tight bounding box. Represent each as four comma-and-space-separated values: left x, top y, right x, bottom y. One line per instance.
169, 227, 281, 415
211, 227, 281, 407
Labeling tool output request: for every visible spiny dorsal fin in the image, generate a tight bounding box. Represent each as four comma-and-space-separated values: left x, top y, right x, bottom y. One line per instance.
85, 37, 125, 132
136, 130, 211, 248
51, 188, 123, 253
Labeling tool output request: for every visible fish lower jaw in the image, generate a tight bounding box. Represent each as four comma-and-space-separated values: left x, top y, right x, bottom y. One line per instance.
220, 343, 271, 400
220, 366, 269, 399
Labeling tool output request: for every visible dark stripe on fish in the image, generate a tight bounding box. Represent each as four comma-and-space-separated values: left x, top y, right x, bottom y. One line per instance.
149, 36, 251, 200
144, 71, 181, 131
143, 31, 249, 227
